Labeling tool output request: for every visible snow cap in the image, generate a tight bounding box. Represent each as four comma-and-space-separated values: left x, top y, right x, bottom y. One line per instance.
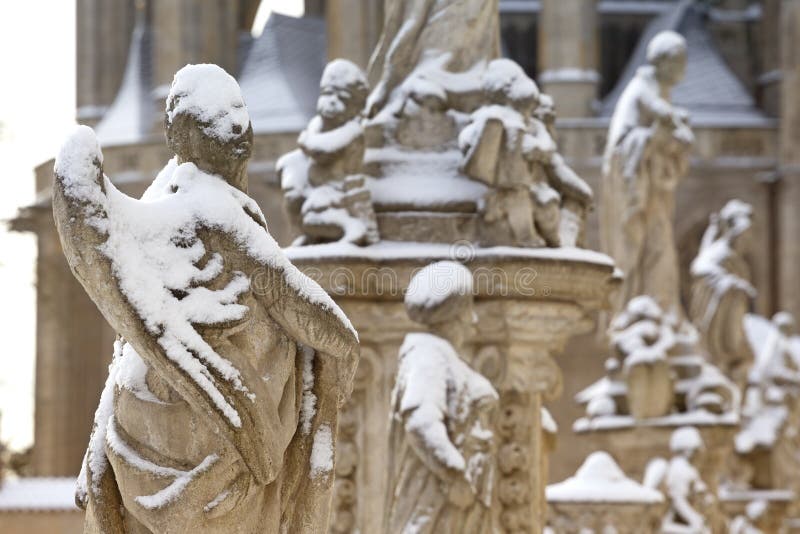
772, 311, 796, 334
719, 199, 752, 222
166, 64, 250, 142
321, 58, 368, 95
405, 261, 473, 325
646, 31, 687, 64
482, 58, 539, 104
670, 426, 703, 454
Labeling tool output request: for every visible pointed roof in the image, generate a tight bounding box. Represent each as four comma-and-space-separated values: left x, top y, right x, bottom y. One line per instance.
601, 0, 771, 127
94, 8, 154, 146
238, 13, 327, 134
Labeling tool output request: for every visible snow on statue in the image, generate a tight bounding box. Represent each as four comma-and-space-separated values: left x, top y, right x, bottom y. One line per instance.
689, 199, 756, 383
278, 58, 379, 246
54, 64, 359, 533
386, 261, 498, 533
601, 30, 693, 318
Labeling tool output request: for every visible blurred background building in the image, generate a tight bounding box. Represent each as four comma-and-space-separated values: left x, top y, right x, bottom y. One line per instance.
4, 0, 798, 528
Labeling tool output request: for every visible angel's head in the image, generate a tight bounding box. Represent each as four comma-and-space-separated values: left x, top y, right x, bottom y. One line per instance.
316, 59, 369, 129
405, 261, 476, 350
165, 64, 253, 190
647, 31, 687, 88
482, 59, 540, 115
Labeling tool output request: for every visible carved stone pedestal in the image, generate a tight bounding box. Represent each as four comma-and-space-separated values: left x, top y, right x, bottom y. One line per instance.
287, 242, 617, 533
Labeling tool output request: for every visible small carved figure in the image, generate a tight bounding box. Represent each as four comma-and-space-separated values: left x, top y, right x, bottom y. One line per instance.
55, 64, 359, 533
601, 30, 694, 316
690, 200, 756, 383
386, 261, 498, 533
644, 427, 712, 534
534, 93, 594, 247
278, 59, 379, 246
609, 296, 677, 419
459, 59, 562, 247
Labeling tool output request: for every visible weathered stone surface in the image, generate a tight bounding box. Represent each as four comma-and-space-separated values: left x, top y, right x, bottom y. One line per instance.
53, 64, 359, 533
386, 262, 498, 533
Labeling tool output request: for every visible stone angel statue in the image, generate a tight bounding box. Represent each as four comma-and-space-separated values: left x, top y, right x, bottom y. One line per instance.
54, 64, 359, 533
690, 200, 756, 382
386, 261, 498, 533
601, 30, 694, 317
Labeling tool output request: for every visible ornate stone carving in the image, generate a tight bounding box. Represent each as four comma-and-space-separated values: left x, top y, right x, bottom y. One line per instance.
601, 31, 694, 317
54, 64, 359, 533
386, 262, 498, 533
690, 200, 756, 383
278, 59, 379, 246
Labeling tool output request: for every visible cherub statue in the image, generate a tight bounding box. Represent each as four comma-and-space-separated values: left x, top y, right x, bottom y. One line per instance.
459, 59, 563, 247
644, 426, 712, 534
601, 30, 694, 317
278, 59, 379, 246
386, 261, 498, 533
690, 200, 756, 382
55, 64, 359, 533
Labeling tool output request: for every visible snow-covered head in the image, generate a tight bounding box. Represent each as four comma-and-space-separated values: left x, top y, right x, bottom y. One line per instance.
646, 31, 687, 87
165, 64, 253, 190
610, 295, 663, 332
669, 426, 703, 457
772, 311, 796, 336
405, 261, 474, 330
482, 58, 540, 113
317, 59, 369, 127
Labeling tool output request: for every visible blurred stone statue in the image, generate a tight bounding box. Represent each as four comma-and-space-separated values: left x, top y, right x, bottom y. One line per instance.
644, 427, 712, 534
459, 59, 559, 247
386, 261, 498, 533
366, 0, 500, 118
601, 30, 694, 316
54, 64, 359, 533
690, 200, 756, 382
278, 59, 379, 246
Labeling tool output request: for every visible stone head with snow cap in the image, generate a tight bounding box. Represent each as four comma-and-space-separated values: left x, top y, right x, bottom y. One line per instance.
405, 261, 476, 350
482, 58, 540, 115
670, 426, 704, 461
317, 59, 369, 130
647, 31, 688, 89
165, 64, 253, 192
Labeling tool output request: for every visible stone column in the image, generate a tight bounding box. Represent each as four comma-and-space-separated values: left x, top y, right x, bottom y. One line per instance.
325, 0, 383, 68
758, 0, 781, 116
777, 0, 800, 320
537, 0, 599, 118
76, 0, 136, 126
151, 0, 239, 118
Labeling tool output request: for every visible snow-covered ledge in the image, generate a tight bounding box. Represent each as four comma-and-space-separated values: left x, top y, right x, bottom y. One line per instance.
546, 451, 665, 532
